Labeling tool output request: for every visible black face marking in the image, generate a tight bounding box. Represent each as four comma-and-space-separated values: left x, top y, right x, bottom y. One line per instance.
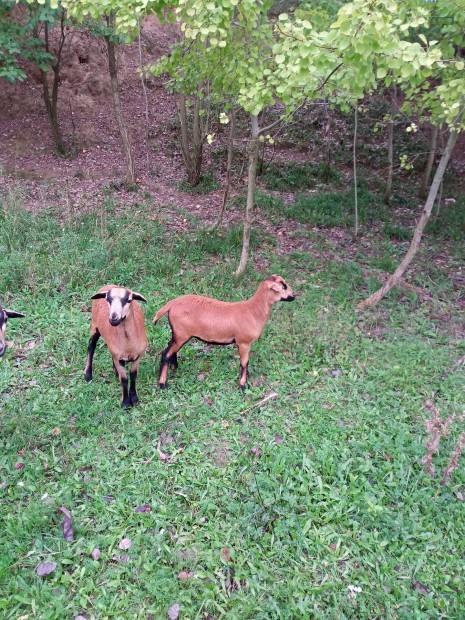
107, 292, 113, 305
0, 313, 5, 328
283, 283, 288, 290
266, 276, 278, 282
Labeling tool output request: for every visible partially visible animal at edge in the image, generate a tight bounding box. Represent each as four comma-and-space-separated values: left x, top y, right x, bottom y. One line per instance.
84, 285, 148, 408
0, 303, 25, 358
152, 275, 296, 390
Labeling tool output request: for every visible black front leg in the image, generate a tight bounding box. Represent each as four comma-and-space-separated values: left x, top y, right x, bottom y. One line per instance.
119, 360, 130, 409
129, 369, 138, 406
84, 330, 100, 383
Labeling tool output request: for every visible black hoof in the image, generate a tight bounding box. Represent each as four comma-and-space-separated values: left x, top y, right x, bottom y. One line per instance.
121, 399, 131, 409
159, 382, 167, 390
85, 372, 92, 383
129, 393, 139, 406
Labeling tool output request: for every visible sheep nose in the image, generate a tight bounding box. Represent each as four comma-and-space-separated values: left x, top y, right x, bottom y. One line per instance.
111, 313, 118, 321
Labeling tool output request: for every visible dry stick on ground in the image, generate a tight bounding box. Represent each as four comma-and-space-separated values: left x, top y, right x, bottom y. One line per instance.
209, 109, 236, 232
358, 103, 465, 310
240, 391, 278, 416
442, 432, 465, 486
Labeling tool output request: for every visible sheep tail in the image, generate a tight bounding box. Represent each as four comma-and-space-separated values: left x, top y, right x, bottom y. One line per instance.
152, 301, 173, 325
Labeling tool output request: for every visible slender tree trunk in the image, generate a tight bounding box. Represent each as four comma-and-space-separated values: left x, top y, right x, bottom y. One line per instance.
235, 114, 259, 278
419, 124, 439, 200
384, 85, 396, 203
36, 21, 66, 154
106, 14, 135, 184
210, 109, 236, 232
358, 112, 463, 311
353, 104, 359, 237
138, 29, 150, 172
177, 93, 203, 186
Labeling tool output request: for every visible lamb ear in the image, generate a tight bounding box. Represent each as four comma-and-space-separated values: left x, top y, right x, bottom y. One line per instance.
131, 292, 147, 303
269, 282, 283, 292
4, 310, 25, 319
91, 292, 108, 300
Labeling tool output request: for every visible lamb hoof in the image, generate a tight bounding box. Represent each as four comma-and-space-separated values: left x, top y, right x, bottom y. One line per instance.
159, 382, 167, 390
121, 399, 131, 409
130, 394, 139, 406
84, 372, 92, 383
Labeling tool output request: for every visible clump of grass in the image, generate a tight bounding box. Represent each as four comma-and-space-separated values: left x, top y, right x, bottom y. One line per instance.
179, 173, 220, 194
260, 161, 342, 191
254, 189, 286, 218
382, 223, 413, 241
288, 187, 386, 227
426, 198, 465, 240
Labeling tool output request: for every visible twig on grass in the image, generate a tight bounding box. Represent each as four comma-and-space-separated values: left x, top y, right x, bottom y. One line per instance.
240, 390, 278, 416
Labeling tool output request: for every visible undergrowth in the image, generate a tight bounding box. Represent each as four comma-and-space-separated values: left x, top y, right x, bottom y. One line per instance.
0, 195, 464, 620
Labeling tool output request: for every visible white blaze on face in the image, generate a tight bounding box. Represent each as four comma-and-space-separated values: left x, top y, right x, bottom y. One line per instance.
107, 288, 132, 325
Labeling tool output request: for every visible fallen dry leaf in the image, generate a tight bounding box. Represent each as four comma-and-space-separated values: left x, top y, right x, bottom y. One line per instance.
36, 561, 57, 577
134, 504, 151, 513
456, 491, 464, 501
91, 548, 101, 560
118, 537, 132, 550
168, 603, 180, 620
51, 427, 61, 436
411, 578, 428, 595
250, 446, 261, 458
274, 434, 283, 444
221, 547, 231, 562
60, 506, 74, 542
14, 461, 24, 470
178, 570, 193, 581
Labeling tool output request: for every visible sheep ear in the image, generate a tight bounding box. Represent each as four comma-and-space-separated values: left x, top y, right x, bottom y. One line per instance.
131, 292, 147, 303
4, 310, 25, 319
91, 292, 108, 300
269, 282, 283, 292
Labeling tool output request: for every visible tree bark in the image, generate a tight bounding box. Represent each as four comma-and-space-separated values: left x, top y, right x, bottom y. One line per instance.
106, 14, 135, 184
384, 85, 396, 203
36, 19, 66, 154
210, 109, 236, 232
419, 124, 439, 200
235, 114, 259, 278
358, 112, 462, 311
353, 104, 359, 237
177, 93, 204, 186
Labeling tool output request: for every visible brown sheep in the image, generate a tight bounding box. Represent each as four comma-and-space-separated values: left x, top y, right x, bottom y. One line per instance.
152, 275, 295, 390
84, 285, 147, 408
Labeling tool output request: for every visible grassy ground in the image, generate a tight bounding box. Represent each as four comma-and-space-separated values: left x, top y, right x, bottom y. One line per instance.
1, 191, 464, 620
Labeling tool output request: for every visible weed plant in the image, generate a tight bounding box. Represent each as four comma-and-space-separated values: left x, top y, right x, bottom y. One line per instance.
0, 195, 464, 619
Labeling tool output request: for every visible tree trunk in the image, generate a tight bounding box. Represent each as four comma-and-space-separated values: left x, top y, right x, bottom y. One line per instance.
36, 21, 66, 155
235, 114, 259, 278
106, 15, 135, 185
210, 109, 236, 232
384, 85, 396, 203
177, 93, 203, 186
419, 124, 439, 200
358, 115, 462, 311
353, 104, 359, 237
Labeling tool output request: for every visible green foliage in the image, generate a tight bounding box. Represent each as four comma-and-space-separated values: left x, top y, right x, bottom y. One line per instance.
288, 187, 386, 227
0, 0, 56, 83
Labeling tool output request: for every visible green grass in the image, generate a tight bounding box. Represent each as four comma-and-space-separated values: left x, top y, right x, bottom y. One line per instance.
260, 162, 342, 192
288, 187, 387, 228
178, 173, 220, 195
1, 196, 465, 619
